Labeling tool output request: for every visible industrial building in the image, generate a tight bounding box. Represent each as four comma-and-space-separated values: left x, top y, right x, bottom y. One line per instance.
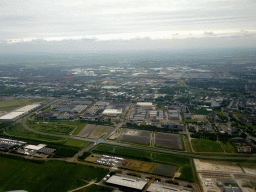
0, 104, 41, 122
106, 175, 147, 191
147, 183, 192, 192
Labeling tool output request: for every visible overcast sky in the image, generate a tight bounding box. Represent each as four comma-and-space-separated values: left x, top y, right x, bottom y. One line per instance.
0, 0, 255, 52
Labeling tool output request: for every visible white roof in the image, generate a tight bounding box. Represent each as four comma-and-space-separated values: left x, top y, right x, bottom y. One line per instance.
0, 111, 25, 120
25, 144, 46, 150
147, 183, 191, 192
102, 109, 122, 115
15, 104, 40, 112
106, 175, 147, 190
137, 102, 153, 106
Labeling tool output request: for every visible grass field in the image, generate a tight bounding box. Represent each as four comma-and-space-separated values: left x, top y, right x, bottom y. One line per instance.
92, 144, 191, 166
192, 139, 224, 152
88, 125, 113, 139
65, 139, 92, 148
190, 108, 212, 115
178, 166, 194, 182
5, 123, 65, 143
27, 121, 86, 136
0, 155, 109, 192
121, 159, 156, 173
77, 184, 113, 192
220, 142, 237, 153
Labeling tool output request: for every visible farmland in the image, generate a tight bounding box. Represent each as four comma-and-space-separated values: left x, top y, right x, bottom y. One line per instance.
192, 139, 224, 152
87, 125, 113, 139
77, 124, 96, 137
121, 129, 151, 145
0, 155, 109, 192
155, 133, 183, 150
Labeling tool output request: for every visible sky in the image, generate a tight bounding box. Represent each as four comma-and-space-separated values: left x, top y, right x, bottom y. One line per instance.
0, 0, 256, 52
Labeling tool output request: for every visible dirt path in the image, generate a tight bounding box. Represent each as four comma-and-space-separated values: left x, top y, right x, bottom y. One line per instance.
68, 180, 96, 192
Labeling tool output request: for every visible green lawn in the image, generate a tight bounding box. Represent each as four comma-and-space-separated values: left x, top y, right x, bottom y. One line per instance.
27, 121, 86, 136
220, 142, 237, 153
233, 111, 241, 118
192, 139, 224, 152
5, 123, 64, 143
190, 108, 212, 115
178, 166, 194, 182
0, 155, 109, 192
65, 139, 92, 148
0, 99, 30, 112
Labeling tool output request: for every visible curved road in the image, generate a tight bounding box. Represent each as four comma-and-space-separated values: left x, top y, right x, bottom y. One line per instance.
18, 103, 256, 162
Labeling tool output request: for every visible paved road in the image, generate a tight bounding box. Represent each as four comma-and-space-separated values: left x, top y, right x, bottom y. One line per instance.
17, 102, 256, 162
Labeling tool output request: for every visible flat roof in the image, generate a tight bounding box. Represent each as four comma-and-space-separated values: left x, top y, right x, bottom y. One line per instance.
106, 175, 147, 190
25, 144, 46, 150
147, 183, 191, 192
102, 109, 122, 114
16, 104, 40, 112
0, 111, 25, 120
137, 102, 153, 106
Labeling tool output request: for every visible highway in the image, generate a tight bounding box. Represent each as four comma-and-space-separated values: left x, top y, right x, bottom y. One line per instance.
15, 101, 256, 162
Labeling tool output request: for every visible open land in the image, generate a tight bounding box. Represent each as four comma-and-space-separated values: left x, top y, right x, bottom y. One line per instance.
121, 159, 156, 173
64, 139, 92, 148
0, 155, 109, 192
152, 164, 177, 177
155, 133, 183, 150
88, 125, 113, 139
121, 129, 151, 145
77, 124, 96, 137
192, 139, 224, 152
27, 121, 86, 135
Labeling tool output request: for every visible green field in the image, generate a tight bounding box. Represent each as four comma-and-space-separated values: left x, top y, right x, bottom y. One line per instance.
178, 166, 194, 182
5, 123, 65, 143
192, 139, 224, 152
27, 121, 86, 135
190, 108, 212, 115
77, 184, 113, 192
65, 139, 92, 148
92, 144, 190, 166
220, 142, 237, 153
0, 155, 109, 192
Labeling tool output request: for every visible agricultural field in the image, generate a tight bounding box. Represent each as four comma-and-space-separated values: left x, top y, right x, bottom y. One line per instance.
87, 125, 113, 139
5, 123, 65, 143
65, 139, 92, 148
192, 139, 224, 152
27, 121, 86, 135
77, 124, 96, 137
121, 129, 151, 145
155, 133, 183, 150
152, 164, 177, 177
121, 159, 156, 173
0, 155, 109, 192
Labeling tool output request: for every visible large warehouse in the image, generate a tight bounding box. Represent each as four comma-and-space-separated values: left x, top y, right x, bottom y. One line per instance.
0, 103, 40, 122
106, 175, 147, 191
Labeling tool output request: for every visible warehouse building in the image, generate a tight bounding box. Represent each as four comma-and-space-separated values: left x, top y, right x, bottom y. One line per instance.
106, 175, 147, 191
147, 183, 192, 192
0, 104, 40, 122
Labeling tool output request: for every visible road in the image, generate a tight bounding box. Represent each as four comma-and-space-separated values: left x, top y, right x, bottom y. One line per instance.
15, 101, 256, 162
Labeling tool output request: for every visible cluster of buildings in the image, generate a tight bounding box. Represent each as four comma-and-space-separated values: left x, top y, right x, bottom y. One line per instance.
104, 175, 193, 192
0, 138, 56, 157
